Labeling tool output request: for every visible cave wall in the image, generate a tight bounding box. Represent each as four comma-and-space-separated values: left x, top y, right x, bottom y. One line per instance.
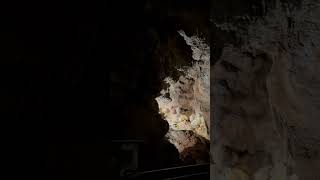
156, 30, 210, 163
109, 0, 210, 174
211, 0, 320, 179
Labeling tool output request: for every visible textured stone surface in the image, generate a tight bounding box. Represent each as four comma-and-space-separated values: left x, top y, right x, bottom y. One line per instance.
166, 130, 209, 163
211, 0, 320, 179
108, 0, 210, 173
156, 31, 210, 162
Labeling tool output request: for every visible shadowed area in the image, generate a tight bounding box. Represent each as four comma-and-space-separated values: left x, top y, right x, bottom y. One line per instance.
0, 0, 209, 179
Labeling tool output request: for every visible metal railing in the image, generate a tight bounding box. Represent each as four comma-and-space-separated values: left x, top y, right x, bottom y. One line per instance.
122, 163, 209, 180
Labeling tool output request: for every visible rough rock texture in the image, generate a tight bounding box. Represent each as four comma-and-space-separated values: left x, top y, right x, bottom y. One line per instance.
156, 31, 210, 162
211, 0, 320, 179
108, 0, 210, 171
166, 130, 210, 164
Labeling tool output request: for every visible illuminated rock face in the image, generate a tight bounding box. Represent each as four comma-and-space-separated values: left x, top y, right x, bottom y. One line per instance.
156, 30, 210, 162
211, 0, 320, 179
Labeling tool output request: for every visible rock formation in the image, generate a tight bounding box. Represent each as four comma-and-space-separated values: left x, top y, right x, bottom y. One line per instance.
156, 30, 210, 163
211, 0, 320, 179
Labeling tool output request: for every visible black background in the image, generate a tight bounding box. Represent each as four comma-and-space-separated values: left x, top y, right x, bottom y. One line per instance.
1, 1, 115, 179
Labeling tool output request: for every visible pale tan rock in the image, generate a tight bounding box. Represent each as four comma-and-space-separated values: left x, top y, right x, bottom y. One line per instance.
156, 30, 210, 162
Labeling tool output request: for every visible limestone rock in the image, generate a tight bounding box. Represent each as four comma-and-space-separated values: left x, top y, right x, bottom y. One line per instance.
156, 30, 210, 162
211, 0, 320, 179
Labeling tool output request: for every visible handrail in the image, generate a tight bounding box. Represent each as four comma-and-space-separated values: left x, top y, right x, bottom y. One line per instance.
123, 163, 209, 179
